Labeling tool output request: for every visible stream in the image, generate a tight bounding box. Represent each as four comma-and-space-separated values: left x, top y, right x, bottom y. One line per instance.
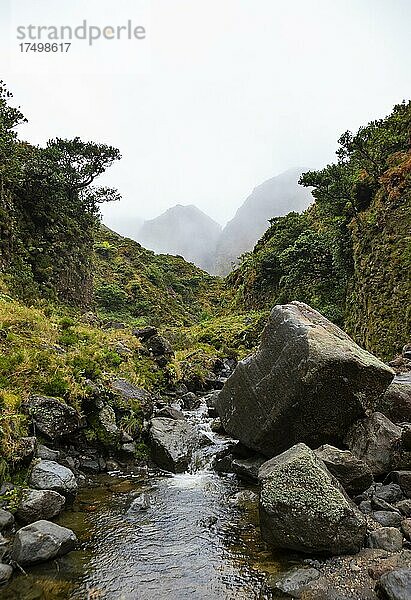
2, 398, 294, 600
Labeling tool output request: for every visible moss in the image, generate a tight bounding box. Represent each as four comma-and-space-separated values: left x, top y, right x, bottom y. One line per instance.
346, 153, 411, 359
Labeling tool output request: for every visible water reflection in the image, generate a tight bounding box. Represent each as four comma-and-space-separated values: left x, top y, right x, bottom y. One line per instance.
2, 468, 289, 600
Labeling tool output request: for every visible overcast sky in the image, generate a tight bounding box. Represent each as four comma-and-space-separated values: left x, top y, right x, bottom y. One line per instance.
2, 0, 411, 226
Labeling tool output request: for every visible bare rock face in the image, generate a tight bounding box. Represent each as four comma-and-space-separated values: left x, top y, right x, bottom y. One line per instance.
16, 489, 66, 524
216, 302, 394, 456
258, 443, 367, 555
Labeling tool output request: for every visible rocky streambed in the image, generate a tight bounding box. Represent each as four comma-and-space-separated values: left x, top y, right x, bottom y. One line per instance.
1, 302, 411, 599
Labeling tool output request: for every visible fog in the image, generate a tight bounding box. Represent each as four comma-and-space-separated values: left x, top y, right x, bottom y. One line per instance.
1, 0, 410, 228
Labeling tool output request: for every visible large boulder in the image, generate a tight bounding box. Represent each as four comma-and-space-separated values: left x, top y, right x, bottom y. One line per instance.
29, 460, 77, 496
258, 443, 367, 555
216, 303, 394, 456
346, 412, 409, 475
12, 520, 76, 565
16, 489, 65, 524
314, 444, 373, 495
149, 417, 198, 473
25, 395, 81, 440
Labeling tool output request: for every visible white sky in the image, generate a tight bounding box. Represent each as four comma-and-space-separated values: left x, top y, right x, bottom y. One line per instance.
1, 0, 411, 226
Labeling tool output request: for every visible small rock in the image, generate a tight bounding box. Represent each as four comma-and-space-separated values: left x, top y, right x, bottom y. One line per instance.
0, 563, 13, 584
270, 567, 320, 598
395, 499, 411, 517
147, 335, 173, 357
181, 392, 201, 410
401, 519, 411, 541
210, 418, 224, 433
388, 472, 411, 499
231, 456, 266, 484
29, 460, 77, 496
0, 509, 14, 531
314, 444, 374, 495
156, 406, 185, 420
228, 490, 258, 508
79, 457, 100, 473
36, 444, 60, 461
132, 326, 157, 342
128, 493, 150, 512
106, 459, 120, 471
12, 520, 76, 565
121, 442, 136, 455
359, 500, 373, 514
368, 527, 403, 552
377, 567, 411, 600
16, 489, 65, 524
372, 511, 402, 528
375, 483, 404, 504
213, 454, 233, 474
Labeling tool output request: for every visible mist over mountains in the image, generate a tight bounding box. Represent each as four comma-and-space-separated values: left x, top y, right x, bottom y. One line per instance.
138, 204, 222, 273
107, 169, 313, 275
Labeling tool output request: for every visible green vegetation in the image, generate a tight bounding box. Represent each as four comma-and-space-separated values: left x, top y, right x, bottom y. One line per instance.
93, 226, 224, 327
229, 101, 411, 358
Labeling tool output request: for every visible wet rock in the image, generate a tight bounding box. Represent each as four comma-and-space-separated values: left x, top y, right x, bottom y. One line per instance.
29, 460, 77, 496
155, 406, 185, 420
25, 396, 81, 440
181, 392, 201, 410
106, 459, 120, 472
210, 417, 224, 433
228, 490, 258, 508
377, 568, 411, 600
0, 509, 14, 531
36, 444, 60, 461
12, 520, 76, 565
314, 444, 373, 495
216, 302, 393, 456
270, 567, 320, 598
372, 511, 402, 528
213, 453, 233, 474
111, 378, 154, 418
16, 489, 65, 524
128, 493, 150, 512
231, 456, 266, 484
79, 456, 100, 473
204, 392, 219, 417
0, 563, 13, 584
258, 443, 366, 554
149, 417, 198, 473
346, 413, 404, 475
132, 326, 157, 342
367, 527, 403, 552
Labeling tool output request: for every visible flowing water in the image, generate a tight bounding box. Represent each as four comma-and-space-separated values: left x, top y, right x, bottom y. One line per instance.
2, 400, 294, 600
